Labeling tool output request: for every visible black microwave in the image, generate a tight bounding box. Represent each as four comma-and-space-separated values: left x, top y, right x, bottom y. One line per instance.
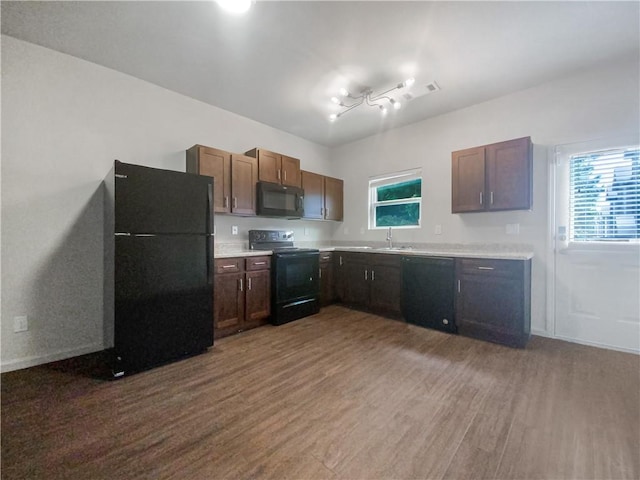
256, 181, 304, 218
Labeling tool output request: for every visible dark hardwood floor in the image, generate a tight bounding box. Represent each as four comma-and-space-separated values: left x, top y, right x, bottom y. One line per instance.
2, 305, 639, 479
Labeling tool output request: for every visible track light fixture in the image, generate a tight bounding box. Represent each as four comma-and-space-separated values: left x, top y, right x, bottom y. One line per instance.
329, 77, 415, 121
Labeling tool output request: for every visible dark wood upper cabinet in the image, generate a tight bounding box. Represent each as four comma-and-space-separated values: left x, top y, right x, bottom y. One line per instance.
230, 154, 257, 215
245, 148, 301, 188
324, 176, 344, 221
301, 171, 344, 221
452, 136, 532, 213
301, 171, 324, 219
187, 145, 257, 216
186, 145, 231, 213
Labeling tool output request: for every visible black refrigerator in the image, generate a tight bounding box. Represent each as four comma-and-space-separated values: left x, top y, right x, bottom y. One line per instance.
104, 160, 214, 377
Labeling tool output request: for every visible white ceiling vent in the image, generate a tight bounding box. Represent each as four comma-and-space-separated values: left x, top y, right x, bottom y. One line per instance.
425, 81, 440, 93
401, 81, 440, 102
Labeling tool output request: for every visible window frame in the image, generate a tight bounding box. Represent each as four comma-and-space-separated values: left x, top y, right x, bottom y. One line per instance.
555, 136, 640, 252
368, 168, 422, 230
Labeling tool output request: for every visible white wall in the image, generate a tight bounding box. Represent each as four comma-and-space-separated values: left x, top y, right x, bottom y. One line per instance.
1, 36, 335, 371
332, 55, 640, 335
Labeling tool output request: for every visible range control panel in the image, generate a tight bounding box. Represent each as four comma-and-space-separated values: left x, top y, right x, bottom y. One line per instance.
249, 230, 294, 249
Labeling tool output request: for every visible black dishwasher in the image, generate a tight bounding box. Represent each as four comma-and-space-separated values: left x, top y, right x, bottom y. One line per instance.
401, 256, 456, 333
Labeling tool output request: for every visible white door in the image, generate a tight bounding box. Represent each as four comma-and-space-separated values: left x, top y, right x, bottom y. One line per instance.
553, 138, 640, 353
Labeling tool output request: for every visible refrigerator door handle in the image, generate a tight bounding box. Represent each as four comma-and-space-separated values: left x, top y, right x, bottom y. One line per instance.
206, 236, 213, 285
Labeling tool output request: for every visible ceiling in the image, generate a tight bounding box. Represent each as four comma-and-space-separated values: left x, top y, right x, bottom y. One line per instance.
2, 1, 639, 147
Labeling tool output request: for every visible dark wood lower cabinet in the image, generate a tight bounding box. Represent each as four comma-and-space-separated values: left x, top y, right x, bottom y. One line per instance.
342, 252, 402, 316
214, 256, 271, 338
455, 258, 531, 347
319, 252, 335, 307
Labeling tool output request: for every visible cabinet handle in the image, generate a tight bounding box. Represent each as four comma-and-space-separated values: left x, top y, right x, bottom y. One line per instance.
319, 268, 322, 279
233, 197, 238, 209
490, 191, 494, 205
284, 170, 287, 181
326, 208, 329, 217
239, 278, 243, 292
477, 266, 495, 270
248, 278, 252, 290
339, 256, 343, 266
320, 207, 324, 216
253, 261, 266, 266
277, 169, 281, 181
222, 264, 236, 269
372, 270, 375, 281
364, 270, 368, 281
480, 191, 484, 205
457, 280, 461, 293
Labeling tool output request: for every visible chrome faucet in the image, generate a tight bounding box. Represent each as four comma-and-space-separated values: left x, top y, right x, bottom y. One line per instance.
386, 227, 393, 249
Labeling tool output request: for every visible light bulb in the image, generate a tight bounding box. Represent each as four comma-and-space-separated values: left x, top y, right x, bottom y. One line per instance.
380, 106, 388, 116
339, 87, 349, 97
404, 77, 415, 88
331, 97, 340, 104
390, 99, 402, 110
216, 0, 252, 14
329, 113, 337, 122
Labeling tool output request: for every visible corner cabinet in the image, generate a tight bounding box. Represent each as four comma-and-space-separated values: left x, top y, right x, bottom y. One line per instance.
186, 145, 258, 216
452, 136, 532, 213
301, 171, 344, 221
214, 256, 271, 338
245, 148, 301, 188
455, 258, 531, 347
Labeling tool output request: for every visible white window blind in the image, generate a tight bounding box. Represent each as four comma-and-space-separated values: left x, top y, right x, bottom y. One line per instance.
569, 146, 640, 242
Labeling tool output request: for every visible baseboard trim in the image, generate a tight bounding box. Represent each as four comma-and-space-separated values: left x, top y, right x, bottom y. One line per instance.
1, 343, 105, 373
531, 328, 553, 338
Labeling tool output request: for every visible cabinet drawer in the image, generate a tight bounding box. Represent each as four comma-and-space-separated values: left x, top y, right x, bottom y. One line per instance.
371, 253, 402, 267
215, 257, 243, 273
457, 258, 522, 277
246, 256, 271, 271
319, 252, 333, 263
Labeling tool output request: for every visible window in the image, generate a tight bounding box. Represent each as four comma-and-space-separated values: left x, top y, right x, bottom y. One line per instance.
569, 146, 639, 242
369, 169, 422, 229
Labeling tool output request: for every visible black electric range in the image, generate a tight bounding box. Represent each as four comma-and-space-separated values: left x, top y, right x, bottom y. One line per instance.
249, 230, 320, 325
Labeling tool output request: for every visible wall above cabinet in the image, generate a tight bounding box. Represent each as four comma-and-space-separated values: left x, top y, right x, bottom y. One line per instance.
451, 136, 532, 213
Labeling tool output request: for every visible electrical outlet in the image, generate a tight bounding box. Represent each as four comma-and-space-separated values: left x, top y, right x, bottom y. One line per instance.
13, 316, 28, 333
232, 226, 238, 235
506, 223, 520, 235
304, 227, 310, 236
435, 224, 442, 235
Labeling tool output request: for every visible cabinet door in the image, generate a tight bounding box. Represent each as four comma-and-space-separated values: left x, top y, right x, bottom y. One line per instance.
301, 171, 325, 219
486, 137, 532, 211
230, 154, 257, 215
344, 260, 369, 308
452, 146, 485, 213
245, 269, 271, 326
324, 176, 344, 221
455, 259, 529, 347
334, 253, 345, 302
214, 272, 245, 336
319, 254, 334, 307
255, 149, 281, 184
369, 264, 402, 314
186, 146, 231, 214
281, 155, 301, 187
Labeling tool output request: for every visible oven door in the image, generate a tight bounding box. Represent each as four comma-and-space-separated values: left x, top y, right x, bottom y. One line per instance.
273, 251, 320, 303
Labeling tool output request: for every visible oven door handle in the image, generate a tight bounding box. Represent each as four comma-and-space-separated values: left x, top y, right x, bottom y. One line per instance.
275, 251, 319, 259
